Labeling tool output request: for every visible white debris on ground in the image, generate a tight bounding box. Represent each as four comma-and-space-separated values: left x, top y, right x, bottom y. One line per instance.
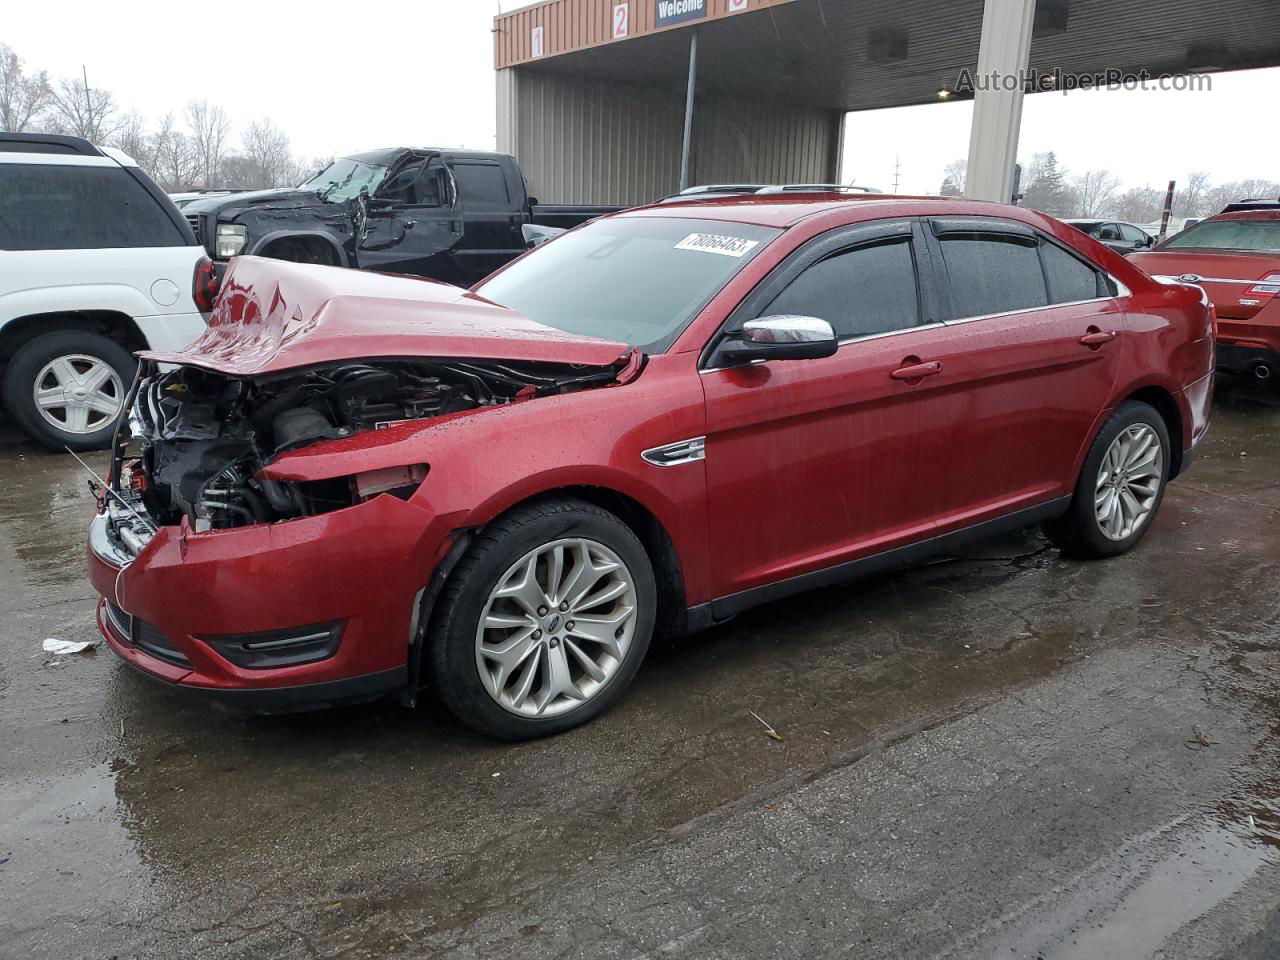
42, 638, 97, 656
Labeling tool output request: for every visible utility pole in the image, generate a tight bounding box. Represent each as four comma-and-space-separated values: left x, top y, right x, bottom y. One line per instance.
82, 65, 92, 138
892, 155, 902, 194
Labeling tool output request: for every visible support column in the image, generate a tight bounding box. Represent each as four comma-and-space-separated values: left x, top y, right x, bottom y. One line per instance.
678, 29, 699, 192
963, 0, 1035, 203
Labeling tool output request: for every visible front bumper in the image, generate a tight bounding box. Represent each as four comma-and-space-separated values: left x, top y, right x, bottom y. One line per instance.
88, 494, 453, 711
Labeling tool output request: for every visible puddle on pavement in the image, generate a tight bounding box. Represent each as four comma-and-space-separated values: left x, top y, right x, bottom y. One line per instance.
0, 445, 107, 588
972, 812, 1279, 960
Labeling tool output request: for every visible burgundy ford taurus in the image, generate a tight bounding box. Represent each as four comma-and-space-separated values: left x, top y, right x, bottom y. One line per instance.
89, 193, 1214, 739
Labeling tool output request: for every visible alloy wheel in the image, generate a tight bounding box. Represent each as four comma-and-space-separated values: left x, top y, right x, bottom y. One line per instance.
32, 354, 124, 435
475, 537, 638, 718
1094, 422, 1164, 541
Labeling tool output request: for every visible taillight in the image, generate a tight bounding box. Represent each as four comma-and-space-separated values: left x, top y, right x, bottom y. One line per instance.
192, 257, 220, 312
1247, 273, 1280, 296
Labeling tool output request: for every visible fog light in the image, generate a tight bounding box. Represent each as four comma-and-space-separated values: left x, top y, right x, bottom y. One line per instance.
204, 621, 344, 669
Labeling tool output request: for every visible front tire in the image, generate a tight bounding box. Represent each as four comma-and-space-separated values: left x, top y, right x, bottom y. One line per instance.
1042, 400, 1171, 558
2, 331, 135, 451
428, 498, 656, 740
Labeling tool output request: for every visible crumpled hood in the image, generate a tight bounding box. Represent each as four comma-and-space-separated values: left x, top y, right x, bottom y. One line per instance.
141, 256, 632, 376
183, 189, 328, 217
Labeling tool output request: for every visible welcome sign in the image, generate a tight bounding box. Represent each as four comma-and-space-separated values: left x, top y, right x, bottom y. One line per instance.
656, 0, 706, 28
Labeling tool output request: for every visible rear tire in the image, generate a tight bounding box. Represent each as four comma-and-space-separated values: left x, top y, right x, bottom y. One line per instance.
1042, 400, 1170, 558
2, 331, 135, 451
428, 498, 656, 741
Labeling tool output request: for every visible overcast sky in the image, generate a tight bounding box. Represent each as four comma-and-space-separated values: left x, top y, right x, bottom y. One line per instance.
4, 0, 1276, 196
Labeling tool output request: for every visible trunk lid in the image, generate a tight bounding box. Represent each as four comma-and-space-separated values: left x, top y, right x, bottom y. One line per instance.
140, 256, 632, 376
1129, 250, 1280, 321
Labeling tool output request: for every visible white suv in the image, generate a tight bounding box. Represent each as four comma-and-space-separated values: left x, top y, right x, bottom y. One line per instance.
0, 134, 209, 450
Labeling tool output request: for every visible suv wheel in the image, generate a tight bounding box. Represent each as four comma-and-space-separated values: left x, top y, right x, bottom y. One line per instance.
1042, 400, 1171, 558
428, 498, 656, 740
2, 331, 136, 451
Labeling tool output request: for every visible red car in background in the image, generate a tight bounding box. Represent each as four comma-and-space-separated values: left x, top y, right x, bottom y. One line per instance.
1130, 208, 1280, 381
88, 194, 1214, 740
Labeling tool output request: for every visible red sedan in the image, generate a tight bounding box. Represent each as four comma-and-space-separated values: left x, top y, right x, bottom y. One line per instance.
88, 194, 1214, 740
1130, 208, 1280, 381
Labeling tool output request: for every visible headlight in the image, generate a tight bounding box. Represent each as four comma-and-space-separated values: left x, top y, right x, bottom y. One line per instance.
214, 223, 248, 259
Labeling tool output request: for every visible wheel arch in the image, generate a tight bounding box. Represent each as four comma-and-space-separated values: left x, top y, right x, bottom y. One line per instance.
251, 230, 348, 267
0, 310, 147, 365
410, 482, 690, 694
1123, 384, 1185, 479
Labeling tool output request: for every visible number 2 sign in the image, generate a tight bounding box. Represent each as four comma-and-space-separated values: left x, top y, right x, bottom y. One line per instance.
728, 0, 748, 10
612, 3, 629, 39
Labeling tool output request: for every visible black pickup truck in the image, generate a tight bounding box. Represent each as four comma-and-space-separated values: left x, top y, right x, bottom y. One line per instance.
181, 148, 622, 285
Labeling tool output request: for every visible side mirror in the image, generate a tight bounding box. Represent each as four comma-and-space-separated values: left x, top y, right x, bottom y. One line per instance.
716, 315, 838, 366
522, 223, 566, 248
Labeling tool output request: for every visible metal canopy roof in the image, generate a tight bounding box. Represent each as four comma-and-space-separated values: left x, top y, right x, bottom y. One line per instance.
500, 0, 1280, 111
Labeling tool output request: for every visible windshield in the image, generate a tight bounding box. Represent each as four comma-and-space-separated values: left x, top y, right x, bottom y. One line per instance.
1162, 218, 1280, 253
302, 157, 387, 203
472, 216, 780, 352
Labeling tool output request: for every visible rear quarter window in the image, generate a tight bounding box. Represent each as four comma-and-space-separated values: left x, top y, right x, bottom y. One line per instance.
0, 163, 187, 251
1040, 241, 1106, 303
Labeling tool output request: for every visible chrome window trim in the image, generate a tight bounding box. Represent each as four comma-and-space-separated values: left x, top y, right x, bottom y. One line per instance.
700, 280, 1130, 373
641, 436, 706, 467
939, 280, 1129, 328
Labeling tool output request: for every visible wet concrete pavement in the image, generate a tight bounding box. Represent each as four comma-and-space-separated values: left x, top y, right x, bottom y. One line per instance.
1, 379, 1278, 960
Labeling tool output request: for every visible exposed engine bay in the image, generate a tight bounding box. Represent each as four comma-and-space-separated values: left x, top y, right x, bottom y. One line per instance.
102, 356, 623, 552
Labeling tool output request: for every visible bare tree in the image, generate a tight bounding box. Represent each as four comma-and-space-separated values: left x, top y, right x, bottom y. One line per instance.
111, 110, 155, 169
0, 44, 53, 132
185, 99, 231, 188
1071, 169, 1121, 218
150, 112, 197, 190
1113, 186, 1165, 224
48, 77, 119, 142
1175, 171, 1211, 219
240, 118, 293, 188
939, 158, 966, 196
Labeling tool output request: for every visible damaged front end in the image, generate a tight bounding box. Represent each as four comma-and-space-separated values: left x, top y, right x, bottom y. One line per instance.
101, 353, 632, 555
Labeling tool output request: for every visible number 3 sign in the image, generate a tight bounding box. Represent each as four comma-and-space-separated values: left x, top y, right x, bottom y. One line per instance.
728, 0, 748, 10
613, 2, 629, 39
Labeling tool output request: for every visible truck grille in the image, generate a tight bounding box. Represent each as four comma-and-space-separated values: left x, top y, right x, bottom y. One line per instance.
185, 213, 202, 244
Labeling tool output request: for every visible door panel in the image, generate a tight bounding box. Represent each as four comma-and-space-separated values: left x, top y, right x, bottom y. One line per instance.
925, 220, 1124, 529
702, 330, 961, 596
701, 221, 955, 599
358, 159, 461, 275
924, 300, 1124, 528
448, 160, 525, 282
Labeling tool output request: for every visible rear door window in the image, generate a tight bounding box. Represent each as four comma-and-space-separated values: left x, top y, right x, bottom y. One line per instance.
0, 163, 187, 250
450, 162, 511, 209
763, 238, 921, 339
937, 233, 1048, 318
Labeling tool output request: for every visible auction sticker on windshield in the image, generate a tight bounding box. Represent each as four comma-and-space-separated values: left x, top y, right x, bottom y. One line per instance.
674, 233, 760, 257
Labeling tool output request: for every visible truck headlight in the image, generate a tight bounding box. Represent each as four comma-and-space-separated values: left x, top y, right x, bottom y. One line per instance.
214, 223, 248, 259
